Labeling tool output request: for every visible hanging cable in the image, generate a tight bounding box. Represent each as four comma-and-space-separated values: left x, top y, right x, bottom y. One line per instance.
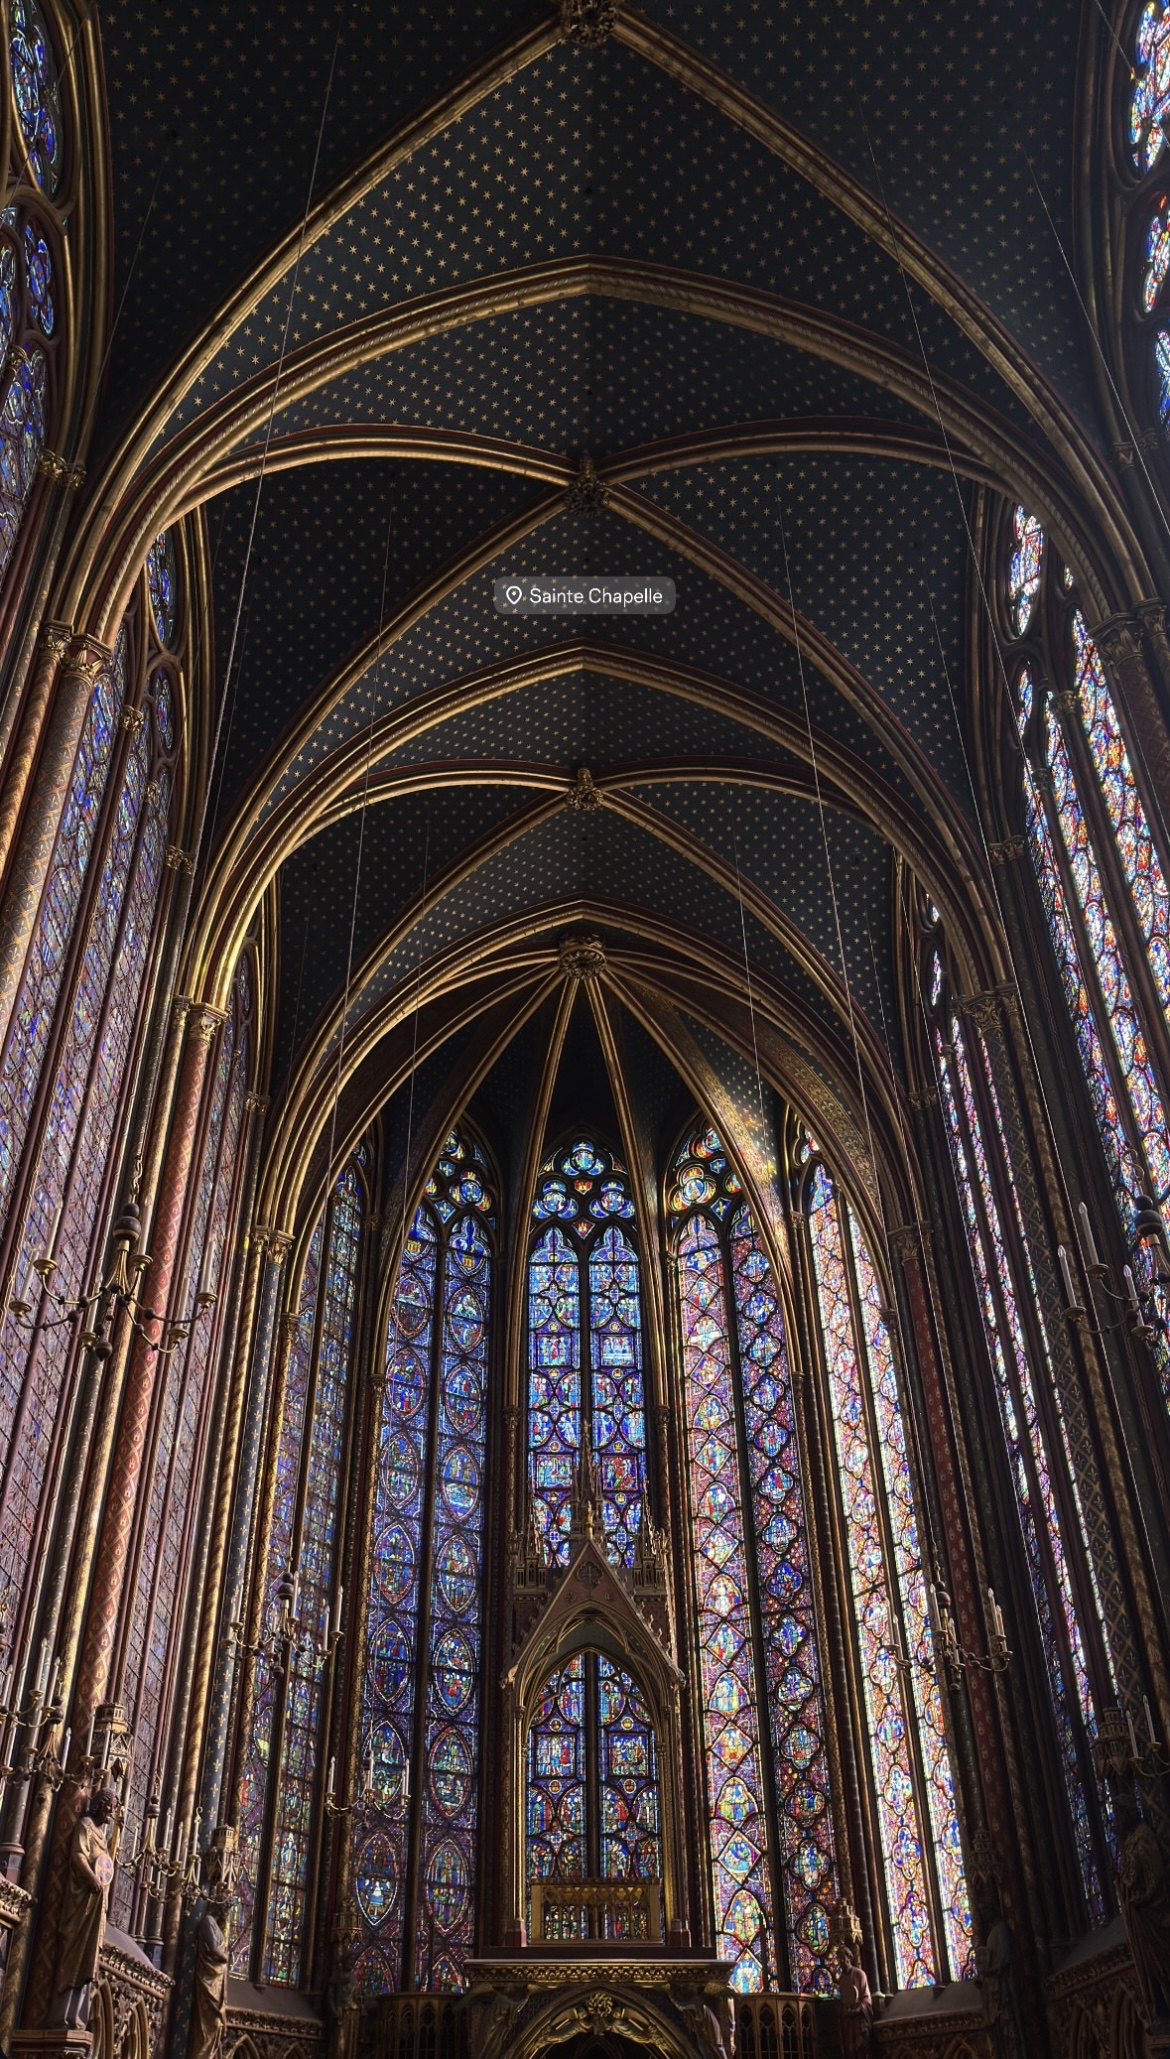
847, 83, 1142, 1268
1019, 145, 1170, 552
191, 8, 345, 878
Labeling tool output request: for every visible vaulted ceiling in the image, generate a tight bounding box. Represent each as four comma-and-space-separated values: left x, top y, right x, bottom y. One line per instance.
93, 0, 1117, 1220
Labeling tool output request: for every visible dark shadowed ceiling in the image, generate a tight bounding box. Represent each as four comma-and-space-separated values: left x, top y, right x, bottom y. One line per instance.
95, 0, 1103, 1205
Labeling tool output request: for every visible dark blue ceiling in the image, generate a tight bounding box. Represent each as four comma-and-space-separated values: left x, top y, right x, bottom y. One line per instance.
90, 0, 1100, 1126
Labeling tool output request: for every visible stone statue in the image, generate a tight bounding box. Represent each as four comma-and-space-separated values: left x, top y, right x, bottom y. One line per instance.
838, 1940, 873, 2059
48, 1788, 117, 2029
973, 1878, 1022, 2059
326, 1937, 360, 2059
189, 1908, 229, 2059
1115, 1789, 1170, 2028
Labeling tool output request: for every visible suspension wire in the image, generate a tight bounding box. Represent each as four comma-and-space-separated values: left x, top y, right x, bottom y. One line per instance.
1019, 144, 1170, 550
189, 9, 345, 882
848, 87, 1132, 1258
731, 824, 769, 1147
771, 477, 893, 1269
322, 477, 399, 1193
771, 473, 951, 1699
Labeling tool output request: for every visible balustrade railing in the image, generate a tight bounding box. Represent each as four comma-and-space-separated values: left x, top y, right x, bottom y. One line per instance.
734, 1993, 822, 2059
529, 1876, 663, 1942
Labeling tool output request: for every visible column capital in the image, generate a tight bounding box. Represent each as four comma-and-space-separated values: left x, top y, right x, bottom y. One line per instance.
183, 1002, 229, 1044
59, 633, 112, 689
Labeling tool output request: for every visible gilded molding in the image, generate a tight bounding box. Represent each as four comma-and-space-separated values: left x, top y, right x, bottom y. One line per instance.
186, 1003, 229, 1043
164, 843, 195, 873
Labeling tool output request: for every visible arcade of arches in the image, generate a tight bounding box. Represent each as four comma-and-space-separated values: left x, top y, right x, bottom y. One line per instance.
4, 4, 1170, 2059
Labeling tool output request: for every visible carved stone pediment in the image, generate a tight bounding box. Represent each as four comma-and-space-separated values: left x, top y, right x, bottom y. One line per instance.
506, 1534, 682, 1701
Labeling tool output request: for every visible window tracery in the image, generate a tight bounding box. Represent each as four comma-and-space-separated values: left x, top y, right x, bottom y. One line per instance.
355, 1129, 493, 1996
528, 1137, 645, 1567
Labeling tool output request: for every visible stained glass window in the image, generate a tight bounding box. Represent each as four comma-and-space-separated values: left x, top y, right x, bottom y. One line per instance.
0, 651, 170, 1614
147, 533, 177, 647
9, 0, 61, 195
1007, 505, 1043, 636
805, 1161, 970, 1985
527, 1137, 645, 1566
525, 1652, 662, 1935
670, 1126, 839, 1993
233, 1154, 366, 1984
264, 1163, 365, 1984
356, 1130, 493, 1995
0, 633, 126, 1232
113, 973, 250, 1926
1144, 199, 1170, 311
1132, 0, 1170, 171
932, 1010, 1106, 1915
1006, 513, 1170, 1400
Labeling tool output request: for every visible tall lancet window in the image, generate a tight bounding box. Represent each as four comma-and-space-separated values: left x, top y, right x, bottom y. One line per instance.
1002, 508, 1170, 1402
528, 1137, 646, 1566
233, 1151, 367, 1985
668, 1126, 838, 1993
0, 634, 174, 1612
923, 920, 1113, 1918
112, 955, 253, 1929
355, 1129, 493, 1996
800, 1152, 970, 1986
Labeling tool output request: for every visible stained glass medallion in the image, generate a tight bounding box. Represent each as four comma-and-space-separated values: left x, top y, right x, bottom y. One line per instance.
9, 0, 61, 194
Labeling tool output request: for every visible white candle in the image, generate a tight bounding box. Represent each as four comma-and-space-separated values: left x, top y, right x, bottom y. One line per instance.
1144, 1695, 1157, 1745
60, 1727, 71, 1769
1058, 1244, 1077, 1305
987, 1586, 1005, 1641
175, 1822, 187, 1867
85, 1710, 95, 1759
230, 1583, 242, 1627
45, 1199, 64, 1262
1077, 1202, 1099, 1270
1127, 1708, 1139, 1758
192, 1811, 202, 1855
35, 1639, 49, 1694
48, 1654, 62, 1703
163, 1806, 174, 1852
332, 1585, 344, 1639
327, 1756, 336, 1799
0, 1661, 12, 1707
289, 1572, 300, 1620
1124, 1265, 1143, 1316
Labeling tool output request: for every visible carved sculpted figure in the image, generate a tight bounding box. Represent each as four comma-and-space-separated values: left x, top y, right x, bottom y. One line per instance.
838, 1942, 874, 2059
1115, 1791, 1170, 2027
49, 1788, 117, 2029
189, 1909, 229, 2059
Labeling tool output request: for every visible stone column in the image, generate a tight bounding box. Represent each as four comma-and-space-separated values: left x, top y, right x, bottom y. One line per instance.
0, 636, 110, 1049
0, 623, 71, 881
17, 1005, 225, 2027
1093, 612, 1170, 857
197, 1227, 291, 1834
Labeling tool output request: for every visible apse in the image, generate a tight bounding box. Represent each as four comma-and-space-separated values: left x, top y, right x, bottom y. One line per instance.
0, 6, 1169, 2059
